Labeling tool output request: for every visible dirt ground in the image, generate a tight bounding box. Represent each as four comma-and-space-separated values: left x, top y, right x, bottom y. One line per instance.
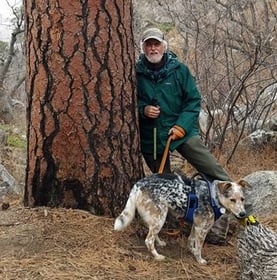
0, 196, 275, 280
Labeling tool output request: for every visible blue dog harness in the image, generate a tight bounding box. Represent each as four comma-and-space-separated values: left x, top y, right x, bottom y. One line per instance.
184, 174, 225, 224
184, 191, 198, 224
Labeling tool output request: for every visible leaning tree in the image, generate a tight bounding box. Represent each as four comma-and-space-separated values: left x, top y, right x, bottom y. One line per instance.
24, 0, 144, 216
0, 4, 24, 123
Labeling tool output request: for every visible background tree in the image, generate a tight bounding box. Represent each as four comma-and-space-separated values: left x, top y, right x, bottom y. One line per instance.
0, 2, 24, 123
24, 0, 144, 216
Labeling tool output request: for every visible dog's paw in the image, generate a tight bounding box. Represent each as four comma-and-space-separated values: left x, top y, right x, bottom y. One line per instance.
154, 254, 166, 261
197, 258, 207, 265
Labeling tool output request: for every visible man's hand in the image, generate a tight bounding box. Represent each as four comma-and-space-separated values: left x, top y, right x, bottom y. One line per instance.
144, 105, 160, 118
168, 125, 186, 140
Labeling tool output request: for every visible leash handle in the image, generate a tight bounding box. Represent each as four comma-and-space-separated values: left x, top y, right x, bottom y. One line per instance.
158, 135, 172, 173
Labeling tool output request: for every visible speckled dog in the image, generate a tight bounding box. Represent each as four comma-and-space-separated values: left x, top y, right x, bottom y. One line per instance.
114, 173, 249, 264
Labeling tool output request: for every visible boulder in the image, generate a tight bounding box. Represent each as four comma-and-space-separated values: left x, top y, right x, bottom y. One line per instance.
243, 170, 277, 216
246, 129, 277, 146
0, 163, 21, 200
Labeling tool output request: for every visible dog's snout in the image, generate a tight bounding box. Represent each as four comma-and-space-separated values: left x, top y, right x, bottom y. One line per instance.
239, 211, 246, 218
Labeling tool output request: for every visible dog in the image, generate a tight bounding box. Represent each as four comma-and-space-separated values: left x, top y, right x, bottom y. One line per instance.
114, 173, 249, 264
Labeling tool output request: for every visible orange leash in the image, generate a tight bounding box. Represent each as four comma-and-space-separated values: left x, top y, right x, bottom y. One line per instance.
158, 135, 173, 173
158, 135, 184, 237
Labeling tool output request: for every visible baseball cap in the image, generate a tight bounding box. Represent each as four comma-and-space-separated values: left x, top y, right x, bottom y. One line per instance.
141, 28, 164, 42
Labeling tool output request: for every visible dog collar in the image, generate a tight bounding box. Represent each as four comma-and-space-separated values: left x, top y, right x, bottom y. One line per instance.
211, 198, 226, 220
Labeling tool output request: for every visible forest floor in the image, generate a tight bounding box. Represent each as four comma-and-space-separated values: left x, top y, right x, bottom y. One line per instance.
0, 194, 276, 280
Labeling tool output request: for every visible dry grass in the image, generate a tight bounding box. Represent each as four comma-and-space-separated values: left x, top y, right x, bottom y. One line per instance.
226, 144, 277, 179
179, 142, 277, 181
1, 201, 275, 280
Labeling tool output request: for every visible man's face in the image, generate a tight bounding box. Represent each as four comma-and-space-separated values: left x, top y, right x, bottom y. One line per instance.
143, 39, 165, 64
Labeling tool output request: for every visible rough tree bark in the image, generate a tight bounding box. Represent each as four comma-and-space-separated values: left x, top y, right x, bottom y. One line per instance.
237, 223, 277, 280
24, 0, 144, 216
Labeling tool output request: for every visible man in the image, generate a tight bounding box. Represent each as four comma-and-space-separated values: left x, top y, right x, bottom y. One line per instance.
136, 27, 231, 244
136, 27, 231, 182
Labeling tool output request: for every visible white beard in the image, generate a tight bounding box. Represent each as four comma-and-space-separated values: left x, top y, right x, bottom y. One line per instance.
145, 53, 163, 64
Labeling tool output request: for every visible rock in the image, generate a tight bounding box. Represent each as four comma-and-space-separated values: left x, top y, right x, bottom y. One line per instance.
0, 163, 21, 200
265, 115, 277, 131
205, 214, 230, 245
245, 129, 277, 146
243, 171, 277, 216
0, 128, 8, 145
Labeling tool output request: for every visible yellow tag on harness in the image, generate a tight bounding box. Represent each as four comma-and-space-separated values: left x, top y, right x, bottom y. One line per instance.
239, 214, 259, 226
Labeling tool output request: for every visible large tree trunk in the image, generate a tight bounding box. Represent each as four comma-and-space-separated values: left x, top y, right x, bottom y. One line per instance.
24, 0, 144, 216
237, 223, 277, 280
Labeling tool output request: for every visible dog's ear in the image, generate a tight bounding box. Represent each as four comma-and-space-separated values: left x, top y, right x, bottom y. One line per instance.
217, 181, 232, 194
237, 179, 251, 188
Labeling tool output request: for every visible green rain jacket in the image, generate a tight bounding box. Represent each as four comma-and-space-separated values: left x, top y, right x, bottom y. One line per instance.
136, 51, 201, 154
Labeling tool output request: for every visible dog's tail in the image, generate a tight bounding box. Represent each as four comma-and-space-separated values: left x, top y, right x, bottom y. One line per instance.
114, 185, 139, 231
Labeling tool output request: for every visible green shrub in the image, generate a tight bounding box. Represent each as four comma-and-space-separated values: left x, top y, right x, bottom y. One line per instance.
7, 133, 26, 149
0, 124, 26, 149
